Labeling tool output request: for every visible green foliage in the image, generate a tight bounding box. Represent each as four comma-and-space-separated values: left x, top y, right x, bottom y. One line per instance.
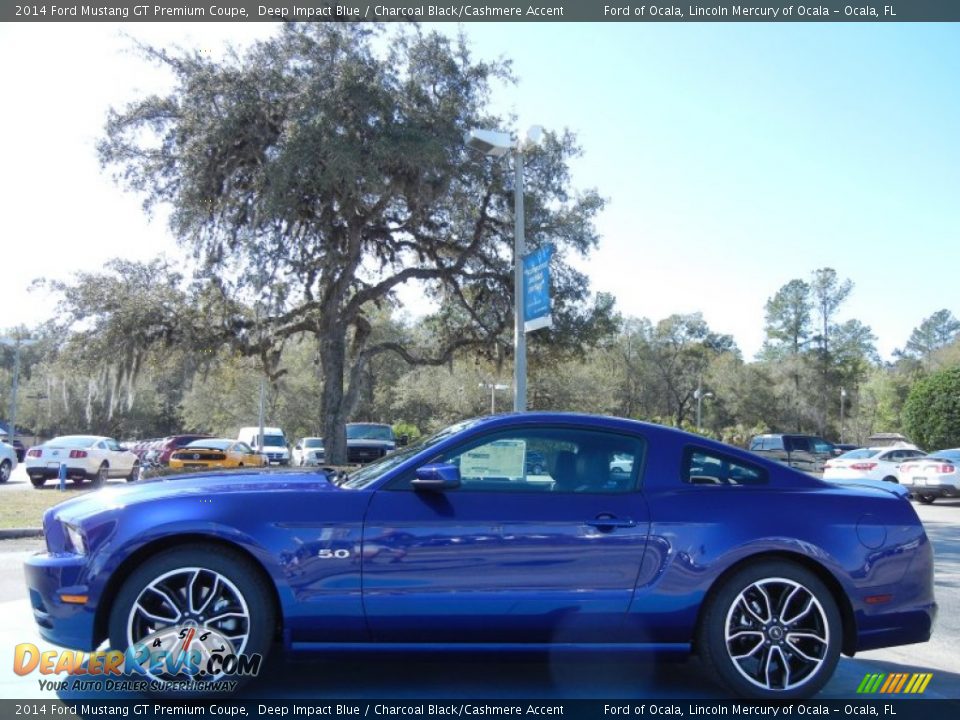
392, 422, 422, 443
902, 365, 960, 450
96, 23, 611, 463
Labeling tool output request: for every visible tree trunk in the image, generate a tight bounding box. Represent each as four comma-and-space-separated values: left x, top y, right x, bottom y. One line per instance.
319, 332, 350, 466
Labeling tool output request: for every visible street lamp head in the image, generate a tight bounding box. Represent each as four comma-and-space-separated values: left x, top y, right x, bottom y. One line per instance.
464, 128, 513, 158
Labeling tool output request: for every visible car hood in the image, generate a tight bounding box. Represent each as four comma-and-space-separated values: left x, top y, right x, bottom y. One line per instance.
48, 470, 338, 524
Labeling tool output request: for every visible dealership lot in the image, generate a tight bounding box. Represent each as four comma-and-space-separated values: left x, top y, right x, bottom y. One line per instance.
0, 489, 957, 700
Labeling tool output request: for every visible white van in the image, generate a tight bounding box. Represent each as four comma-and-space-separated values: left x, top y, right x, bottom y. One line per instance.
237, 426, 290, 465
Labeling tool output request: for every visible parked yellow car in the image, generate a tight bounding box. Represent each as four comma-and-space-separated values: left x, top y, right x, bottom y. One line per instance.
168, 439, 267, 469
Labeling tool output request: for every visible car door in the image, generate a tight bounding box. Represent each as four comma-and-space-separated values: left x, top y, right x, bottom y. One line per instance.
105, 438, 133, 476
361, 425, 651, 643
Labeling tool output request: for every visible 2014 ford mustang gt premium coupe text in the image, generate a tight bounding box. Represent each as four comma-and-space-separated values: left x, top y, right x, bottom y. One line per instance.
25, 413, 936, 699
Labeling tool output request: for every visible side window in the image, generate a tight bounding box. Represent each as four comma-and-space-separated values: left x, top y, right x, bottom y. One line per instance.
766, 436, 784, 451
684, 448, 768, 486
236, 442, 254, 454
399, 428, 645, 494
97, 441, 108, 450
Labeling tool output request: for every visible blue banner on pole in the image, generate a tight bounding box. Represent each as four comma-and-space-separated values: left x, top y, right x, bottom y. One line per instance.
523, 245, 554, 333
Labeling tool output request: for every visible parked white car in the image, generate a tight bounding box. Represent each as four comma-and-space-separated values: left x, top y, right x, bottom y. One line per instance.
0, 441, 18, 483
24, 435, 139, 488
822, 445, 925, 484
292, 437, 325, 466
899, 449, 960, 504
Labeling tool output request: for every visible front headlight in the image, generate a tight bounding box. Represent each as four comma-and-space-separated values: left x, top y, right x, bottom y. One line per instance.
64, 523, 86, 555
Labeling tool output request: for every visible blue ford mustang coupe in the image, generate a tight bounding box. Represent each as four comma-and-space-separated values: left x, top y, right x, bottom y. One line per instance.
25, 413, 935, 698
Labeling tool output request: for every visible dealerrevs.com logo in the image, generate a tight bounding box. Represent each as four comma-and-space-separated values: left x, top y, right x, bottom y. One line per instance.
857, 672, 934, 694
14, 624, 262, 693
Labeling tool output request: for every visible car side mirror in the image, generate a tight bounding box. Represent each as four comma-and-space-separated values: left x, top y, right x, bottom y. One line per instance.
411, 463, 460, 491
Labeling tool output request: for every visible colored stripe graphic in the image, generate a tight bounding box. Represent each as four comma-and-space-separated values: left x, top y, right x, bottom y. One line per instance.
857, 672, 932, 694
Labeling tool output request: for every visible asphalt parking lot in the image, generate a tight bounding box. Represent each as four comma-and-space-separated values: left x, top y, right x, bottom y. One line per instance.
0, 472, 958, 702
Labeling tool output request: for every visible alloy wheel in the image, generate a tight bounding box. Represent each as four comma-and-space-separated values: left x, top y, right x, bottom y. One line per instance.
724, 577, 830, 692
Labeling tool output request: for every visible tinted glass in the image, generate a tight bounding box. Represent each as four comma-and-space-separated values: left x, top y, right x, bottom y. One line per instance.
187, 439, 231, 450
840, 448, 879, 459
47, 436, 99, 448
406, 427, 645, 494
684, 448, 767, 486
347, 424, 394, 441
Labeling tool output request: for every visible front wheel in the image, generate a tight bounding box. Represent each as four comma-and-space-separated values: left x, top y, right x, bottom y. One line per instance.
107, 545, 274, 691
697, 561, 841, 699
126, 462, 140, 482
917, 494, 936, 505
0, 460, 10, 483
30, 476, 46, 488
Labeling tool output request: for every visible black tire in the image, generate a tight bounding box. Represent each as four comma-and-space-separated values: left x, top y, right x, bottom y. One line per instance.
882, 476, 899, 484
92, 462, 108, 487
917, 494, 936, 505
30, 476, 46, 488
71, 476, 84, 485
0, 459, 10, 483
697, 560, 841, 699
126, 462, 140, 482
108, 545, 274, 693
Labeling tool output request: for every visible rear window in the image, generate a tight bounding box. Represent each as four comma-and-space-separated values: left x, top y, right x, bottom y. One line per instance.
47, 436, 98, 448
684, 448, 768, 486
839, 448, 879, 460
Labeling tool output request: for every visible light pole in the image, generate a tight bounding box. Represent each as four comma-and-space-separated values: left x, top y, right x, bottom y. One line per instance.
694, 378, 714, 433
1, 335, 39, 452
840, 386, 847, 443
465, 126, 543, 412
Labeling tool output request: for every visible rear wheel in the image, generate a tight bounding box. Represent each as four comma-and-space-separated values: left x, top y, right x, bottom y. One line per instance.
126, 462, 140, 482
882, 476, 899, 484
917, 494, 936, 505
30, 477, 46, 488
0, 460, 10, 483
697, 560, 841, 699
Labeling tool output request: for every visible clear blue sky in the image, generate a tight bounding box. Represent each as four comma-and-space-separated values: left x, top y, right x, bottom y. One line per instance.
2, 21, 958, 360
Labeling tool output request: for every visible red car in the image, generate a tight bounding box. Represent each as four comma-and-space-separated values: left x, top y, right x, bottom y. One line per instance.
155, 434, 213, 465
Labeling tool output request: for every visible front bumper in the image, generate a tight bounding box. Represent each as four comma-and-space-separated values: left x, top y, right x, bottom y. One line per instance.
24, 552, 96, 650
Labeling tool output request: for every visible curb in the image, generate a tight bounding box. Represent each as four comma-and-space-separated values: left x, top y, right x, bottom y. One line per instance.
0, 528, 43, 539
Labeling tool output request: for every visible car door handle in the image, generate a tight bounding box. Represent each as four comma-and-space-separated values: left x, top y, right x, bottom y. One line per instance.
586, 516, 636, 529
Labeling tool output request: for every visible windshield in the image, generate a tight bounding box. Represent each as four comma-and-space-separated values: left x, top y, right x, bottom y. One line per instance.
47, 436, 99, 448
303, 438, 323, 448
346, 424, 394, 441
187, 439, 231, 450
260, 435, 286, 447
339, 418, 483, 490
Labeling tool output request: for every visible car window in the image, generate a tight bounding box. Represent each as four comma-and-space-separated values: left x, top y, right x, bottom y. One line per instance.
811, 440, 834, 454
764, 436, 784, 451
236, 442, 254, 454
684, 448, 768, 486
397, 427, 645, 494
841, 448, 878, 460
97, 441, 107, 450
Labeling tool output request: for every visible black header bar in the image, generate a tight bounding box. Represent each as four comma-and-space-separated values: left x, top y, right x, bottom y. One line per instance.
5, 0, 960, 23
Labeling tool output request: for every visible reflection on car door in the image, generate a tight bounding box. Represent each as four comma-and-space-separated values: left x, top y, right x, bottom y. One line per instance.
361, 426, 651, 643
